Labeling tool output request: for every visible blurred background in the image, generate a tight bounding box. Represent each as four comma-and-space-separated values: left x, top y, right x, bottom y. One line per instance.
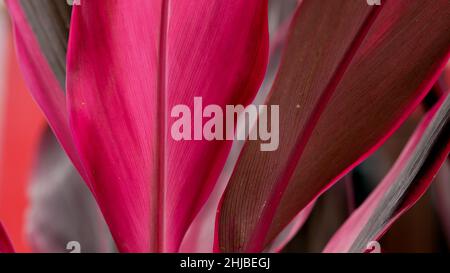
0, 0, 45, 252
0, 0, 449, 253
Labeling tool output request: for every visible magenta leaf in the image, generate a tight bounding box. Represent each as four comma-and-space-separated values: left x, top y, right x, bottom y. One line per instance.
67, 0, 268, 252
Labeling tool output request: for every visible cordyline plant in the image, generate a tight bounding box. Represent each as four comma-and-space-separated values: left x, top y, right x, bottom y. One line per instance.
0, 0, 449, 253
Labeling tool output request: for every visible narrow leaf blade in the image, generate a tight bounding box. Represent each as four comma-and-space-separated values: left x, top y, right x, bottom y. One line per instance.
324, 94, 450, 252
5, 0, 86, 182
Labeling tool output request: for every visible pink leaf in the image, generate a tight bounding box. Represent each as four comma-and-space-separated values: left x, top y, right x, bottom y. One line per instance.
67, 0, 268, 252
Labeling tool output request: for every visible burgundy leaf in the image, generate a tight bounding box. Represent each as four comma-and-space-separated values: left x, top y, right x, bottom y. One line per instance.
218, 0, 450, 252
180, 0, 300, 253
282, 176, 354, 253
218, 0, 381, 252
264, 202, 315, 253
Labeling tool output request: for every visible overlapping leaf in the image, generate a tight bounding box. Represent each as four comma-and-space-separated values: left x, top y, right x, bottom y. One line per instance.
325, 94, 450, 252
218, 0, 450, 252
7, 0, 450, 254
